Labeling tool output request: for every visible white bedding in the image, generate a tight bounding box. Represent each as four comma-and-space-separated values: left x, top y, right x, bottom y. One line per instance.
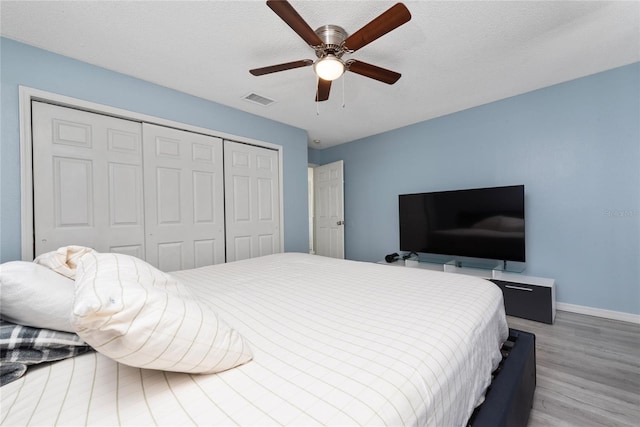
1, 253, 508, 426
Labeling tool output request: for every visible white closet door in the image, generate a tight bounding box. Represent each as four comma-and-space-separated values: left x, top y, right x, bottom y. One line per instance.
32, 102, 144, 258
224, 140, 280, 262
143, 123, 225, 271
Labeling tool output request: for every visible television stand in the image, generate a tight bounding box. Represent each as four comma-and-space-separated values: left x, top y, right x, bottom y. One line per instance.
380, 258, 556, 324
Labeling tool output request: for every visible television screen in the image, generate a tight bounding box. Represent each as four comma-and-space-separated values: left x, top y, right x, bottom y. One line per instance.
399, 185, 525, 262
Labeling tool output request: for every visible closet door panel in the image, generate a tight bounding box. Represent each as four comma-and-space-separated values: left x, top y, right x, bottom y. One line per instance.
109, 163, 141, 225
32, 102, 144, 257
232, 176, 251, 221
54, 157, 93, 227
156, 167, 182, 224
194, 239, 217, 268
258, 234, 275, 256
258, 178, 276, 221
232, 236, 253, 261
143, 124, 225, 270
193, 171, 216, 223
157, 242, 184, 272
224, 140, 280, 262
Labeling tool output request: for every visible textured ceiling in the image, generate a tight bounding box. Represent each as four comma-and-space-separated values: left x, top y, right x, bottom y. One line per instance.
2, 0, 639, 149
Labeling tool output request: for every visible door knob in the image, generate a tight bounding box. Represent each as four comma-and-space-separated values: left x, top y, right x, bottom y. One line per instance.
337, 220, 344, 225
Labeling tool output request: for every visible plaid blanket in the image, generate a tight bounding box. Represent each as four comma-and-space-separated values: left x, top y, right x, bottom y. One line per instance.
0, 320, 92, 386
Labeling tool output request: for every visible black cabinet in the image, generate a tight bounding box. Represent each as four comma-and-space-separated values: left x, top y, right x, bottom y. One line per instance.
491, 279, 554, 324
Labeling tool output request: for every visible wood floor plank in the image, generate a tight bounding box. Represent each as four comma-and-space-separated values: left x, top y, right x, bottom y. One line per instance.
507, 311, 640, 427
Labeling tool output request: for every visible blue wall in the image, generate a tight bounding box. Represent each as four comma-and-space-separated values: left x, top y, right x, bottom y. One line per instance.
314, 63, 640, 315
308, 147, 322, 165
0, 37, 309, 261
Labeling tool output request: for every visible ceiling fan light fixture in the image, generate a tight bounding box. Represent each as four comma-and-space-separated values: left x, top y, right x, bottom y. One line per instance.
314, 55, 345, 81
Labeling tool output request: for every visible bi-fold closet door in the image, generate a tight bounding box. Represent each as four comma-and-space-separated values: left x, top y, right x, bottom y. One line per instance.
32, 102, 146, 259
224, 140, 280, 262
32, 101, 280, 270
142, 123, 225, 271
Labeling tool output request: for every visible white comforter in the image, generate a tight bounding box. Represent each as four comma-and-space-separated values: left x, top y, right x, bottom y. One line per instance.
1, 253, 508, 426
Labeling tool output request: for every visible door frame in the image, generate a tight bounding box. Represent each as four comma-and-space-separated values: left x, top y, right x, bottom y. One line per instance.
19, 85, 284, 261
307, 165, 317, 254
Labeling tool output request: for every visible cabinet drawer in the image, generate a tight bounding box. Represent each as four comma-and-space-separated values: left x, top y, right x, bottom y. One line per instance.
491, 279, 554, 324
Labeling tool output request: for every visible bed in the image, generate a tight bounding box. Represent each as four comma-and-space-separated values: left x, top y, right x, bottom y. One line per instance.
1, 251, 533, 426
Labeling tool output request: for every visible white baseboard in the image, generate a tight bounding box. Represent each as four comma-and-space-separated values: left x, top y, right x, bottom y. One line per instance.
557, 302, 640, 324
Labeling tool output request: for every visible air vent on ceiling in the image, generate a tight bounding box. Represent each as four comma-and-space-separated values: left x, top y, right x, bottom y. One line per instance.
243, 92, 275, 107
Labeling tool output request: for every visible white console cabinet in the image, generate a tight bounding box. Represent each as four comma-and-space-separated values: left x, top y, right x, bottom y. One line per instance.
380, 259, 556, 324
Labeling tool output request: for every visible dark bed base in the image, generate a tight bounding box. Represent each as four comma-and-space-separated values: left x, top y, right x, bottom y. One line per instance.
468, 328, 536, 427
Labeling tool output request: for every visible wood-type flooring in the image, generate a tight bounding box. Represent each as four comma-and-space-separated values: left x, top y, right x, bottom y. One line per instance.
507, 311, 640, 426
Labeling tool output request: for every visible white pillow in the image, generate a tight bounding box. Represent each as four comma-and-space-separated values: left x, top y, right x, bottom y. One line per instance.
34, 245, 96, 279
0, 261, 75, 332
72, 252, 253, 374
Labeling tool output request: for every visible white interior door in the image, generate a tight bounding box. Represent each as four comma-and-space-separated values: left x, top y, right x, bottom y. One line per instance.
143, 123, 225, 271
32, 102, 145, 258
224, 140, 280, 262
314, 160, 345, 259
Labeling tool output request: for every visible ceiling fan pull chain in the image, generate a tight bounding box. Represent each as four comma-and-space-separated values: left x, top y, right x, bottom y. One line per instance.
342, 72, 346, 108
316, 77, 321, 116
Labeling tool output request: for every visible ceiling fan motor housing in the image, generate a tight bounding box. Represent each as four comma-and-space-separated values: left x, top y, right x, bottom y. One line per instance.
314, 25, 348, 58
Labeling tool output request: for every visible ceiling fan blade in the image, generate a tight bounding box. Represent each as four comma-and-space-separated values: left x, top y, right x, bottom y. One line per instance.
315, 78, 331, 102
343, 3, 411, 52
250, 59, 313, 76
267, 0, 323, 47
347, 60, 401, 84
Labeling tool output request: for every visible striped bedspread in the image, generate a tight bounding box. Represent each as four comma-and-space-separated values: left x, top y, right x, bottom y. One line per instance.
1, 253, 508, 426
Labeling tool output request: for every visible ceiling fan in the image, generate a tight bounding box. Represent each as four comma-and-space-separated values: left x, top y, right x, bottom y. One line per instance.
250, 0, 412, 102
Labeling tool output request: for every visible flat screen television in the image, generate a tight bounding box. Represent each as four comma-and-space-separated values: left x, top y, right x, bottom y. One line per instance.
399, 185, 525, 262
